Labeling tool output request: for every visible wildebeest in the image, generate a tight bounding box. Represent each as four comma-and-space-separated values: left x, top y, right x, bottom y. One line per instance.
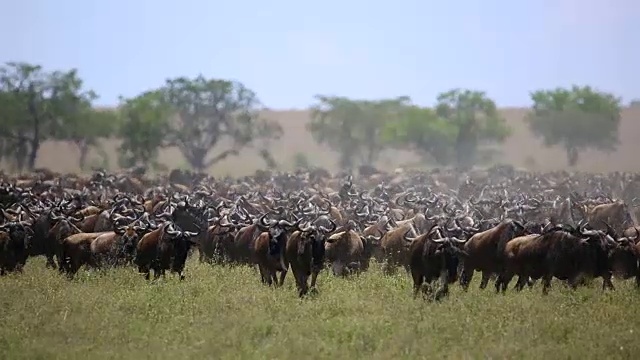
285, 220, 336, 297
0, 222, 32, 275
497, 221, 621, 294
135, 222, 199, 280
459, 219, 528, 290
405, 224, 467, 301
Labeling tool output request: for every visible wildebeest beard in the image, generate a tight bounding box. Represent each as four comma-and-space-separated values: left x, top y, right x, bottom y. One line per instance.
311, 237, 326, 269
268, 230, 286, 256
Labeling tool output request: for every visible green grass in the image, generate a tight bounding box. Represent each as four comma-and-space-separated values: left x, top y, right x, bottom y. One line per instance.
1, 258, 639, 360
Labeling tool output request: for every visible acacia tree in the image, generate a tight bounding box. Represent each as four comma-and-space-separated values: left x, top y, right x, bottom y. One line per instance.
382, 105, 457, 165
435, 89, 511, 168
0, 62, 94, 171
117, 91, 171, 169
48, 71, 116, 169
307, 95, 409, 169
526, 85, 622, 166
161, 76, 282, 171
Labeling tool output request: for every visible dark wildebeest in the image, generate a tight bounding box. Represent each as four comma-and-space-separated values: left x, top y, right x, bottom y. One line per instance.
0, 222, 33, 275
459, 219, 528, 290
405, 224, 467, 301
29, 203, 82, 268
135, 222, 199, 281
252, 218, 302, 286
497, 221, 621, 294
285, 220, 336, 297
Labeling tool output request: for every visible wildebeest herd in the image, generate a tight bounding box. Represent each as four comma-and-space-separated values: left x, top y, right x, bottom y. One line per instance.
2, 165, 640, 301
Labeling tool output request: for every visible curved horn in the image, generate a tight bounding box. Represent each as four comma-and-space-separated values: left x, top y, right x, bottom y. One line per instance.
450, 236, 466, 243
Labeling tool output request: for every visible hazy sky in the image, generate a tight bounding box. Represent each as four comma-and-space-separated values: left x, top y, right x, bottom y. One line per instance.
3, 0, 638, 108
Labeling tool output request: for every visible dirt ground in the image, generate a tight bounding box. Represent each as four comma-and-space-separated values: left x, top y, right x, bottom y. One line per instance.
33, 107, 640, 176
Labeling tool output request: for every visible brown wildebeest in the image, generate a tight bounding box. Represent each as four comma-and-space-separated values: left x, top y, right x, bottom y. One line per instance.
497, 222, 621, 294
59, 232, 110, 278
198, 216, 238, 264
135, 222, 199, 281
379, 223, 418, 274
252, 218, 301, 286
588, 200, 634, 235
325, 221, 379, 276
405, 224, 467, 301
229, 213, 271, 265
285, 220, 336, 297
459, 219, 528, 290
91, 221, 149, 267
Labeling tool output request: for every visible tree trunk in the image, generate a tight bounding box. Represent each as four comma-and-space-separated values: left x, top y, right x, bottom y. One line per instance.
186, 147, 207, 172
566, 146, 579, 167
14, 139, 28, 172
77, 141, 89, 170
27, 138, 39, 170
27, 94, 41, 171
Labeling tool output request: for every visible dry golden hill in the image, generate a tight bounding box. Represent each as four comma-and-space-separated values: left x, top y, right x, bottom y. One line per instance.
33, 107, 640, 176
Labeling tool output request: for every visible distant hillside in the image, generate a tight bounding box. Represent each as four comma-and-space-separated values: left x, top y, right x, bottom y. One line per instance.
34, 107, 640, 176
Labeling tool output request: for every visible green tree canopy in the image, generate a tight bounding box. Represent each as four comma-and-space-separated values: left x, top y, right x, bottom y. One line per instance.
526, 85, 622, 166
0, 62, 98, 171
117, 91, 172, 169
435, 89, 510, 168
381, 90, 510, 167
161, 76, 282, 171
307, 95, 409, 169
382, 105, 457, 165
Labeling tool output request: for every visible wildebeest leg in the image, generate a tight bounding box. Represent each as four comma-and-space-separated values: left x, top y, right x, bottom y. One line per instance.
602, 273, 615, 291
294, 273, 308, 297
258, 265, 268, 284
152, 266, 162, 281
514, 276, 528, 291
542, 275, 552, 295
278, 269, 287, 286
459, 266, 473, 291
309, 270, 320, 294
411, 270, 424, 299
332, 261, 345, 277
270, 271, 278, 286
496, 273, 512, 294
567, 276, 580, 290
382, 258, 397, 275
479, 271, 491, 289
527, 277, 537, 288
45, 255, 57, 269
434, 269, 450, 301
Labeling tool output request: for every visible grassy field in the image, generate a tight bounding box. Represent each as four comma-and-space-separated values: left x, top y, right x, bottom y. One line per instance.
1, 258, 639, 359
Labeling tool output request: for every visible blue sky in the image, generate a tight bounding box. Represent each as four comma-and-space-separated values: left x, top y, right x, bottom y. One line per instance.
3, 0, 638, 108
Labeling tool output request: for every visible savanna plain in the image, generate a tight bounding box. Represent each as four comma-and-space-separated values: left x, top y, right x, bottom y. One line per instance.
3, 108, 640, 359
1, 258, 639, 360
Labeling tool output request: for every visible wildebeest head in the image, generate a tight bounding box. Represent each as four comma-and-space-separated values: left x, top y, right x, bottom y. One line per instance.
297, 219, 337, 267
48, 213, 83, 243
604, 223, 640, 278
0, 222, 33, 271
361, 228, 383, 260
164, 222, 200, 273
257, 213, 302, 256
115, 221, 149, 257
